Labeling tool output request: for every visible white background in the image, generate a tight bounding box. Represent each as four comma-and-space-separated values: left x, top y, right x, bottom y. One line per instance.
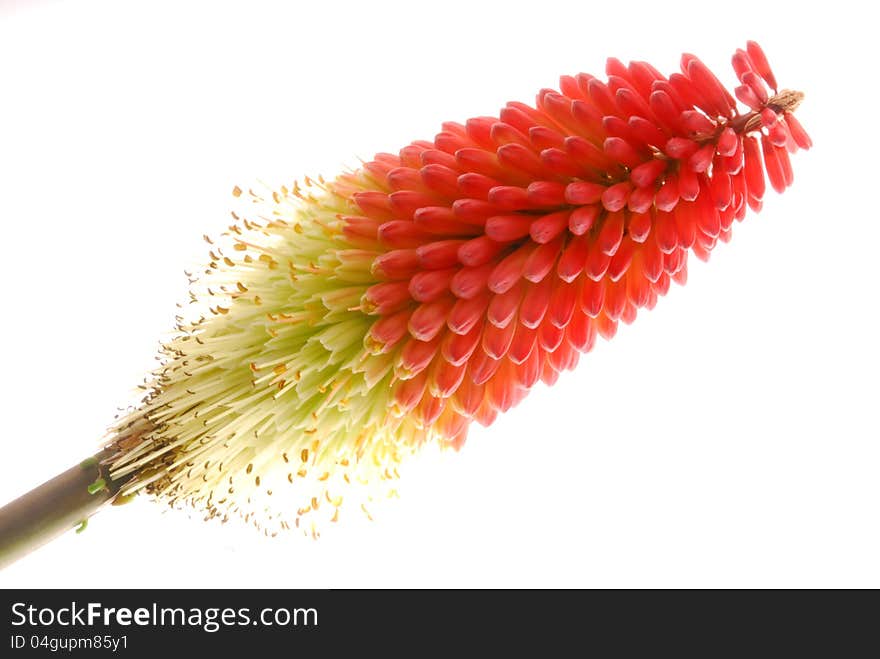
0, 0, 877, 588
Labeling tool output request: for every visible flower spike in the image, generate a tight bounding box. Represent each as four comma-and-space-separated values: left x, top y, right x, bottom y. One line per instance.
0, 42, 809, 560
94, 41, 810, 537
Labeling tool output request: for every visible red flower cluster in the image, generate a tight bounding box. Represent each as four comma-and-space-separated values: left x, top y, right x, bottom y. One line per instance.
336, 41, 810, 449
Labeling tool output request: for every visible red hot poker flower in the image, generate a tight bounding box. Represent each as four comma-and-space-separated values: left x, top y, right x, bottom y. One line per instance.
106, 41, 809, 534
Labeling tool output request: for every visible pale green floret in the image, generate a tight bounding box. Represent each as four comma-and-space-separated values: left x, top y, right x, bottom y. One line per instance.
108, 178, 426, 536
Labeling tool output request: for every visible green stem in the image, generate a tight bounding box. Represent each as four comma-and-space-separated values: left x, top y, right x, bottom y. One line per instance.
0, 452, 126, 570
